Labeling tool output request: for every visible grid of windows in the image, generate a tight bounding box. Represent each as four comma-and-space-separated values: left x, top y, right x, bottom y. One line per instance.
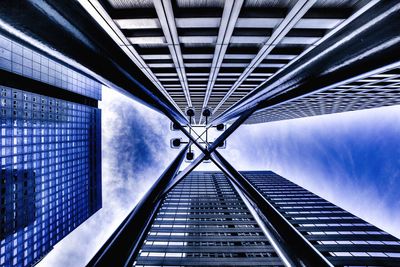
243, 171, 400, 266
0, 85, 101, 266
0, 34, 101, 100
1, 169, 35, 239
133, 172, 284, 266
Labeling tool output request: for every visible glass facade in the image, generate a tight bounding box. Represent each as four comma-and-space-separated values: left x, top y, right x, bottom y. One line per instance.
0, 34, 101, 100
134, 172, 285, 267
243, 171, 400, 266
246, 67, 400, 124
0, 32, 102, 266
0, 85, 101, 266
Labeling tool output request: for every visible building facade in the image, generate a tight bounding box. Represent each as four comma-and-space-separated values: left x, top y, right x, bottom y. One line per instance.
0, 32, 102, 266
132, 171, 400, 266
243, 171, 400, 266
133, 171, 287, 266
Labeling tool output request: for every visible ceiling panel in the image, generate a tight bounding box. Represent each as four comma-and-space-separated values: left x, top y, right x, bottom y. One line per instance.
84, 0, 388, 124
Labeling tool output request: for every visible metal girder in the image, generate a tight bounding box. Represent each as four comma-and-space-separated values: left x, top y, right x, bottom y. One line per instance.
200, 0, 244, 124
0, 0, 187, 124
78, 0, 185, 117
154, 0, 192, 108
88, 145, 188, 267
210, 150, 333, 267
163, 106, 258, 195
212, 1, 400, 125
212, 0, 316, 115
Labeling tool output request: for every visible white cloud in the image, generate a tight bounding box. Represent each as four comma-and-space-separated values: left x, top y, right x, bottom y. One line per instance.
37, 87, 178, 267
221, 105, 400, 239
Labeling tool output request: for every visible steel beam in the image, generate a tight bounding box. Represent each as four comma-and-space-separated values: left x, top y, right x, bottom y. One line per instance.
88, 145, 188, 267
0, 0, 187, 124
154, 0, 192, 107
200, 0, 244, 124
212, 1, 400, 125
210, 150, 333, 267
212, 0, 316, 115
78, 0, 184, 117
161, 153, 205, 197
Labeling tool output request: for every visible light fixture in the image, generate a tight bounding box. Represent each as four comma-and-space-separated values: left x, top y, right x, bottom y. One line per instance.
170, 138, 182, 149
170, 122, 181, 131
216, 124, 225, 131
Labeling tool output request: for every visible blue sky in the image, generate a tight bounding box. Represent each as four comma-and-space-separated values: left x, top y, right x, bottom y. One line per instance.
38, 87, 400, 266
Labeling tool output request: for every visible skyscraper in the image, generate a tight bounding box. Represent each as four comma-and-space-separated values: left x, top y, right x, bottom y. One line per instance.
0, 32, 102, 266
133, 171, 286, 266
103, 171, 400, 266
243, 171, 400, 266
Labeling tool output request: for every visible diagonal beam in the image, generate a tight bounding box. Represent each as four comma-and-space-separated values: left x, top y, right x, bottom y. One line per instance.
88, 145, 188, 267
164, 101, 260, 196
210, 150, 333, 267
154, 0, 192, 107
161, 153, 205, 197
200, 0, 244, 124
212, 0, 316, 115
207, 104, 258, 153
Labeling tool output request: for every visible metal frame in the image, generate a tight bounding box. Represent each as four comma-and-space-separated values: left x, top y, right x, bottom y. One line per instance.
154, 0, 192, 108
212, 0, 316, 115
200, 0, 244, 124
0, 0, 188, 124
212, 1, 400, 125
28, 0, 399, 125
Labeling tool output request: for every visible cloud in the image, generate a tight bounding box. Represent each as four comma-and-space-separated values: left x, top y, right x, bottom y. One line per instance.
221, 105, 400, 238
37, 87, 178, 267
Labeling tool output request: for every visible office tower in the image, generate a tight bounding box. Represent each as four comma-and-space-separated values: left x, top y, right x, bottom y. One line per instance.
131, 171, 400, 267
243, 171, 400, 266
134, 172, 286, 266
0, 32, 102, 266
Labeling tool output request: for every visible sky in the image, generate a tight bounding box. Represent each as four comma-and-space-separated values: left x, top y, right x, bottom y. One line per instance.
38, 87, 400, 266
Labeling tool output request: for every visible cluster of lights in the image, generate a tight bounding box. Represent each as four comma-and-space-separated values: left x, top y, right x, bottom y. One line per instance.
170, 107, 226, 162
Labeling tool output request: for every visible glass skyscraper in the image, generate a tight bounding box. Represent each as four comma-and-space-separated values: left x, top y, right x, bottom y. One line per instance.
134, 172, 285, 266
130, 171, 400, 267
0, 33, 102, 266
243, 171, 400, 266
